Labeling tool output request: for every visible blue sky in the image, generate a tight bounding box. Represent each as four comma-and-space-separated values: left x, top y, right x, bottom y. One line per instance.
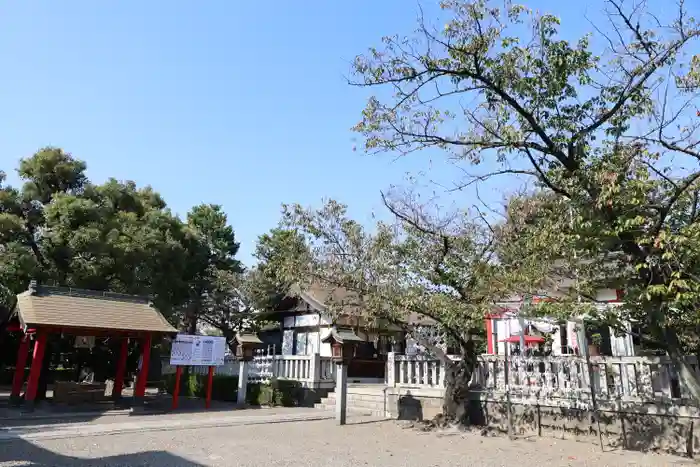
0, 0, 603, 266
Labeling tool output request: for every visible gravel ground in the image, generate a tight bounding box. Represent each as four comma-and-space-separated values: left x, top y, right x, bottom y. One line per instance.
0, 416, 693, 467
0, 406, 326, 429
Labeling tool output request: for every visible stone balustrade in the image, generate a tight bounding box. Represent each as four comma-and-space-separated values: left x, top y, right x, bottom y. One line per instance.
387, 352, 700, 405
162, 353, 336, 388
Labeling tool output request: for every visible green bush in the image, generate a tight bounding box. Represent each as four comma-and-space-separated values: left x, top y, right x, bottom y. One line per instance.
163, 374, 304, 406
247, 379, 303, 407
164, 373, 239, 402
245, 382, 262, 405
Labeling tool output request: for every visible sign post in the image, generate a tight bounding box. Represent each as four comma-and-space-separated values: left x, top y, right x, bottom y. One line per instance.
206, 366, 214, 409
169, 334, 226, 410
172, 366, 183, 410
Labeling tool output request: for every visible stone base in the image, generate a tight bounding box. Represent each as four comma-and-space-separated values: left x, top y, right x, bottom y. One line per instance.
9, 394, 22, 407
381, 387, 700, 457
22, 400, 36, 412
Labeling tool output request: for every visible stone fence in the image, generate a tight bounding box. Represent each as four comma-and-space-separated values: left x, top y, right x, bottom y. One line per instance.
387, 352, 700, 456
161, 352, 336, 389
388, 353, 696, 403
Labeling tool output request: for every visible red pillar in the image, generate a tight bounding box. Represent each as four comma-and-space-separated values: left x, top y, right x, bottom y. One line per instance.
11, 335, 30, 402
172, 366, 183, 410
134, 334, 152, 399
25, 330, 48, 407
112, 338, 129, 399
485, 318, 494, 354
205, 366, 214, 409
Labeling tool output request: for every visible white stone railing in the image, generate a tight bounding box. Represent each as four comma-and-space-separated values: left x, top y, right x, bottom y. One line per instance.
387, 353, 700, 404
387, 353, 463, 389
161, 354, 336, 388
249, 353, 336, 388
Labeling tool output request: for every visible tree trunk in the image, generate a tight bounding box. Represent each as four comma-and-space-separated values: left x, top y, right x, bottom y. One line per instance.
186, 316, 197, 335
440, 357, 476, 425
663, 326, 700, 401
181, 304, 198, 335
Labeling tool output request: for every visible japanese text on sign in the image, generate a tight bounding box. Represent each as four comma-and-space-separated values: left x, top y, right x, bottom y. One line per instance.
170, 334, 226, 366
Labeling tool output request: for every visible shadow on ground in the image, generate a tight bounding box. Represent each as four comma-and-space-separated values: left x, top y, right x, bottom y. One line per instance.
0, 437, 205, 466
0, 392, 259, 428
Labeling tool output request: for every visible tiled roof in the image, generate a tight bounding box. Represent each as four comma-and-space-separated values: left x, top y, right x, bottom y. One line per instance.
15, 284, 177, 334
290, 283, 436, 326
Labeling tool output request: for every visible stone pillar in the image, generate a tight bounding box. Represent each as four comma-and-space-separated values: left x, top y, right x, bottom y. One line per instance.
496, 358, 507, 391
310, 353, 321, 387
237, 360, 249, 405
335, 362, 348, 425
386, 352, 395, 387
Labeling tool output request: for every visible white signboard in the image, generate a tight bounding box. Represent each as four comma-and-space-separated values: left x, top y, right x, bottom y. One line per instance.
170, 334, 226, 366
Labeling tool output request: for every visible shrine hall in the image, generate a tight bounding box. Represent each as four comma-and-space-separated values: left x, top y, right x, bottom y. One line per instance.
4, 281, 177, 409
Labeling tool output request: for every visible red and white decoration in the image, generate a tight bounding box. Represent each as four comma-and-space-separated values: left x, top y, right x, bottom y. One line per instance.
484, 289, 631, 356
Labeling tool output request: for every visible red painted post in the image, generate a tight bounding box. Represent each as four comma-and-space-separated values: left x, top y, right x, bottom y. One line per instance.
485, 318, 494, 354
112, 338, 129, 399
25, 330, 48, 407
205, 366, 214, 409
11, 335, 30, 401
172, 366, 183, 410
134, 334, 152, 399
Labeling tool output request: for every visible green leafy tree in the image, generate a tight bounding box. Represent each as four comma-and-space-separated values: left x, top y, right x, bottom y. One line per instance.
198, 269, 273, 353
0, 148, 197, 312
350, 0, 700, 398
247, 228, 310, 311
278, 194, 542, 424
179, 204, 243, 334
0, 148, 206, 396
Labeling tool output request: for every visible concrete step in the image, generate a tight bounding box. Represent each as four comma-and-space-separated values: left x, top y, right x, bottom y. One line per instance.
344, 385, 389, 396
316, 385, 391, 419
313, 403, 387, 419
323, 392, 386, 401
320, 397, 385, 409
319, 397, 387, 411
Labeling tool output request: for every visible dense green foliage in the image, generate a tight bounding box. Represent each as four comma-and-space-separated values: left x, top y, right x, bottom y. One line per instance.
179, 203, 244, 334
0, 148, 280, 374
0, 147, 196, 321
245, 228, 310, 311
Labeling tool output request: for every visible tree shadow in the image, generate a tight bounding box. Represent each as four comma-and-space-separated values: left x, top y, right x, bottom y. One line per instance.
0, 392, 255, 429
0, 437, 205, 466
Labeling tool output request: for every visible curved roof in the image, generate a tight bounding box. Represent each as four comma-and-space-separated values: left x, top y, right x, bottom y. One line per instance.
15, 284, 177, 335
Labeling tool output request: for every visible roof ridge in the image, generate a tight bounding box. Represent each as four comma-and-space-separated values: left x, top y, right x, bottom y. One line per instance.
35, 285, 151, 304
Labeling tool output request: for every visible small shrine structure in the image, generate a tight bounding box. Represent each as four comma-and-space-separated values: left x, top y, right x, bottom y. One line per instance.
5, 281, 177, 409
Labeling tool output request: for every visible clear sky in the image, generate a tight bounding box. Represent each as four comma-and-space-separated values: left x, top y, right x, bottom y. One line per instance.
0, 0, 601, 266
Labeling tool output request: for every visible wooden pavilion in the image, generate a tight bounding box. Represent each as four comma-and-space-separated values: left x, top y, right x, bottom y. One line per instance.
5, 281, 177, 409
